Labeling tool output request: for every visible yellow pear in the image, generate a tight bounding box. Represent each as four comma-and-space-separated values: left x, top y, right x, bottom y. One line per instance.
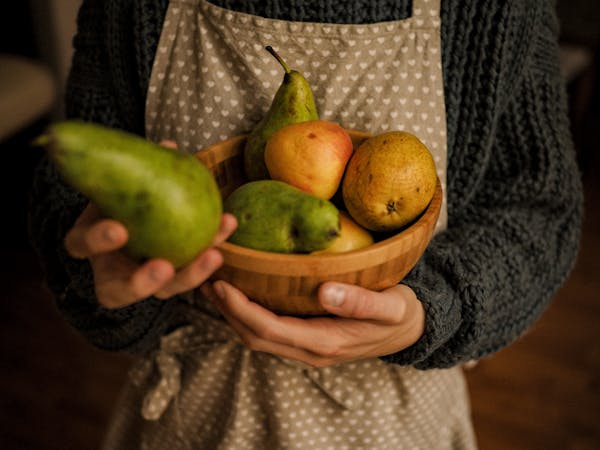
342, 131, 437, 232
312, 212, 373, 254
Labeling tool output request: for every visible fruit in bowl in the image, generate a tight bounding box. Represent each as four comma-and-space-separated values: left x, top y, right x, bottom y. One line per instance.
195, 131, 442, 316
223, 179, 341, 253
244, 46, 318, 181
264, 120, 354, 200
343, 131, 438, 232
311, 212, 374, 255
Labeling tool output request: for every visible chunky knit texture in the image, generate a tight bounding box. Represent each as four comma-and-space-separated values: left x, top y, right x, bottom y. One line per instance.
29, 0, 583, 368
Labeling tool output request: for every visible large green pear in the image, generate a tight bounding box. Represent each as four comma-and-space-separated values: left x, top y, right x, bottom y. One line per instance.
224, 180, 340, 253
41, 121, 222, 268
243, 46, 319, 181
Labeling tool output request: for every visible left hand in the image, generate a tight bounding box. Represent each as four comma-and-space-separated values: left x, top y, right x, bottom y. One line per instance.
201, 280, 425, 368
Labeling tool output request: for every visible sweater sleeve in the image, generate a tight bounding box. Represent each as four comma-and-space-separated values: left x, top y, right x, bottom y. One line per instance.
29, 0, 180, 354
383, 3, 584, 369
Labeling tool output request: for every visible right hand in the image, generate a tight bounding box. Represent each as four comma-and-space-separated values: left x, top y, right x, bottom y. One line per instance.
64, 202, 237, 309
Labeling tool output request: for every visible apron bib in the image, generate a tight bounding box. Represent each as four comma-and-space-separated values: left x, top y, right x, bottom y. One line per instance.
102, 1, 476, 449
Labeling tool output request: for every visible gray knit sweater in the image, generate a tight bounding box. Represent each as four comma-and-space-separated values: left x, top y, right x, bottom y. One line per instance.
29, 0, 583, 369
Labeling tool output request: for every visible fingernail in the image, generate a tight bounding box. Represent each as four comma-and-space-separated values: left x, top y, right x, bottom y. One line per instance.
323, 285, 346, 307
213, 281, 225, 300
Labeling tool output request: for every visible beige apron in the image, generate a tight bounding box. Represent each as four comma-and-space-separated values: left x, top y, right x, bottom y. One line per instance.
102, 1, 475, 449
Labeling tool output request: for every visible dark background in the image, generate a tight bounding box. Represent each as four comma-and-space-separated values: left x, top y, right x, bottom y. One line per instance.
0, 1, 599, 449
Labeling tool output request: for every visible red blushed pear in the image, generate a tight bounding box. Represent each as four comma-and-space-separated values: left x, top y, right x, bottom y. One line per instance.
264, 120, 354, 200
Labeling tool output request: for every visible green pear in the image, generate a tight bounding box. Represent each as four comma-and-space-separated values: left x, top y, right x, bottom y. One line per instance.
223, 180, 340, 253
40, 120, 222, 268
243, 46, 319, 181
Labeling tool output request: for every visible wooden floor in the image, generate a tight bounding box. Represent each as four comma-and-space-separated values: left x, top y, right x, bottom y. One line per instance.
0, 140, 599, 450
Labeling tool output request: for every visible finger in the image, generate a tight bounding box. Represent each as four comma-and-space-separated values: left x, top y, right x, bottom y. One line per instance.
65, 218, 128, 259
154, 248, 223, 299
152, 214, 236, 299
212, 213, 238, 246
318, 282, 412, 323
95, 258, 175, 309
202, 284, 337, 367
210, 280, 343, 355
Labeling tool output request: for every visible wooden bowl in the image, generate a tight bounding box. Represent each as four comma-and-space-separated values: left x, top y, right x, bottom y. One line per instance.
196, 131, 442, 315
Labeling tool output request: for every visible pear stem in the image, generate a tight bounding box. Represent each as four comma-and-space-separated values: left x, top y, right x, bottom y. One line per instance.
265, 46, 291, 74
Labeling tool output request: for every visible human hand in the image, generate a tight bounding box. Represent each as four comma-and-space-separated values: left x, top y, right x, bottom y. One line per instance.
64, 202, 237, 309
202, 280, 425, 367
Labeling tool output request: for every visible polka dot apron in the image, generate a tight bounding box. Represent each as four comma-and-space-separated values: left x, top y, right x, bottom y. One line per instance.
101, 1, 477, 449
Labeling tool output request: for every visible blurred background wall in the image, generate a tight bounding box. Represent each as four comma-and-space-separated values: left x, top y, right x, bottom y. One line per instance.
0, 1, 81, 248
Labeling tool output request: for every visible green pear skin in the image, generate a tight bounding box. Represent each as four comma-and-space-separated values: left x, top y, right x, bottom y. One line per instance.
42, 121, 222, 268
243, 46, 319, 181
224, 180, 340, 253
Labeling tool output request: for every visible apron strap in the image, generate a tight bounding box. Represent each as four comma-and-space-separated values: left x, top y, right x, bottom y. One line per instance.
412, 0, 441, 18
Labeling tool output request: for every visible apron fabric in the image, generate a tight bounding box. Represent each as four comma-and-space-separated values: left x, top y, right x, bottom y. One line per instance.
102, 0, 475, 448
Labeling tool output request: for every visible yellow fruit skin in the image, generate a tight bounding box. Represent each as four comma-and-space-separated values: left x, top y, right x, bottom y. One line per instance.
312, 212, 374, 254
342, 131, 437, 232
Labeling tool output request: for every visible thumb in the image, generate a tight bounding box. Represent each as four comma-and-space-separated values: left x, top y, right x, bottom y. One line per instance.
318, 282, 412, 323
